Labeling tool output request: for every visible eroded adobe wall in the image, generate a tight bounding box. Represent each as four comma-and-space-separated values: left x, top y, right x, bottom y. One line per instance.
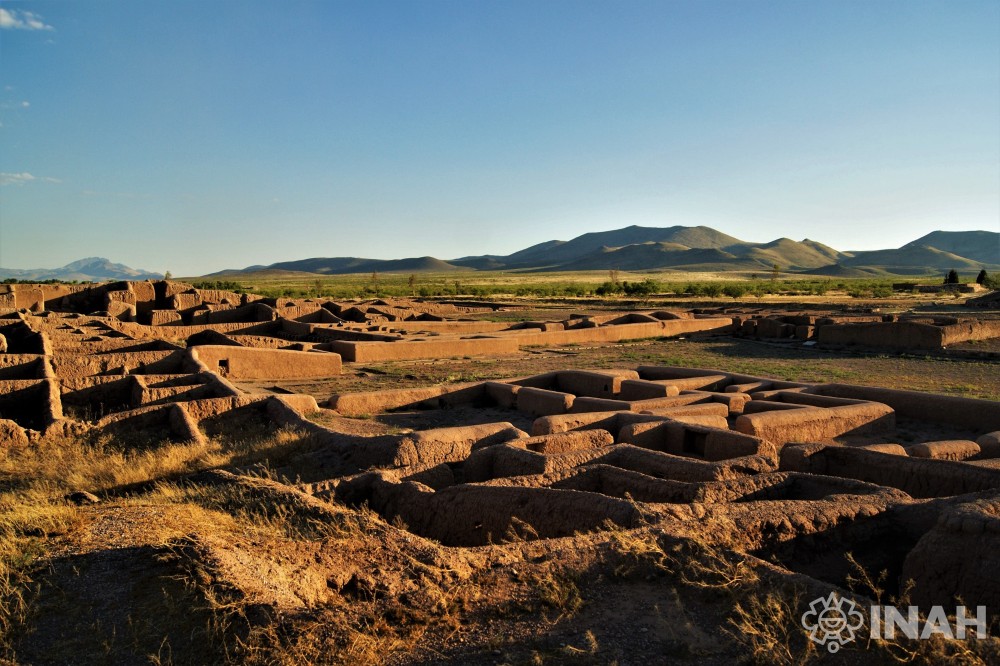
817, 321, 945, 350
781, 443, 1000, 498
50, 350, 190, 378
809, 383, 1000, 432
733, 402, 895, 445
508, 317, 732, 347
325, 337, 521, 362
939, 319, 1000, 346
0, 379, 61, 430
189, 345, 342, 379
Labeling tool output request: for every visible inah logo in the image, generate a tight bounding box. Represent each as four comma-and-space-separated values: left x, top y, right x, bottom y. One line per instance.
800, 592, 865, 654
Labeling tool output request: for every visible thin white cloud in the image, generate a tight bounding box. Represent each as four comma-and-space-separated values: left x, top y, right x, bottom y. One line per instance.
0, 8, 54, 31
0, 172, 61, 186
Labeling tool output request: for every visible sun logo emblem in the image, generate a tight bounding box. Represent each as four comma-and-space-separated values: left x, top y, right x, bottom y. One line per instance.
801, 592, 866, 654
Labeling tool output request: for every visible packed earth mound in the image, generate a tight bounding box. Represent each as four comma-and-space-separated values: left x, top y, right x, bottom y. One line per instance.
3, 282, 1000, 664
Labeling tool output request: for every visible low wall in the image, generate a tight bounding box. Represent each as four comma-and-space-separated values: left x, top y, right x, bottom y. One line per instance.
781, 443, 1000, 498
808, 384, 1000, 433
734, 402, 895, 445
509, 318, 732, 347
189, 346, 342, 380
0, 379, 62, 429
51, 350, 189, 378
817, 321, 944, 351
328, 383, 486, 416
324, 337, 520, 362
940, 320, 1000, 346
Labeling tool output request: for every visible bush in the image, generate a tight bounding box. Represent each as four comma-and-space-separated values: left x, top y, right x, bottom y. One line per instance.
703, 283, 723, 298
622, 278, 660, 296
595, 281, 624, 296
722, 283, 748, 299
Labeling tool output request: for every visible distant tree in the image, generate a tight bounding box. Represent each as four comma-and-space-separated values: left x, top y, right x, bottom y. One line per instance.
703, 283, 723, 298
608, 269, 621, 285
945, 269, 960, 285
977, 269, 988, 285
595, 281, 624, 297
408, 273, 417, 296
622, 278, 660, 296
771, 263, 780, 281
722, 283, 748, 299
164, 271, 173, 280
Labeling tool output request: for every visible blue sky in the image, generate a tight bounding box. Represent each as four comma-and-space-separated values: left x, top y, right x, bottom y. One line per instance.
1, 0, 997, 276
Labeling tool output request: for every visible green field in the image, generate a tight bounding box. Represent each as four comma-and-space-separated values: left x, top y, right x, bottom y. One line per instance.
181, 268, 963, 302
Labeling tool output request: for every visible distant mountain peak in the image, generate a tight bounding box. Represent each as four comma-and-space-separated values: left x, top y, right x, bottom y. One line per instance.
202, 225, 998, 278
0, 258, 163, 282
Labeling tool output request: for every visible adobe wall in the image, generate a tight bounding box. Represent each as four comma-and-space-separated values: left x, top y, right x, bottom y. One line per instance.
95, 402, 204, 445
336, 423, 526, 474
311, 326, 402, 343
940, 320, 1000, 346
0, 355, 47, 380
60, 376, 139, 418
617, 420, 768, 461
380, 321, 511, 334
555, 369, 641, 398
0, 378, 61, 429
0, 284, 45, 312
781, 443, 1000, 498
50, 350, 189, 378
186, 302, 275, 325
337, 474, 642, 546
113, 320, 282, 340
327, 382, 487, 416
817, 321, 944, 350
0, 321, 47, 354
618, 379, 682, 400
734, 402, 895, 445
530, 403, 728, 436
189, 346, 342, 380
809, 383, 1000, 432
900, 499, 1000, 612
596, 444, 774, 482
508, 317, 732, 347
323, 337, 520, 362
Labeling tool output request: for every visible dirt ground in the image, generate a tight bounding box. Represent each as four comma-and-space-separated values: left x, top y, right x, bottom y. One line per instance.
234, 335, 1000, 402
5, 293, 1000, 666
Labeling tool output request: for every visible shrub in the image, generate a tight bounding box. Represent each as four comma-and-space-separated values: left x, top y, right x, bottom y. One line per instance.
722, 283, 748, 299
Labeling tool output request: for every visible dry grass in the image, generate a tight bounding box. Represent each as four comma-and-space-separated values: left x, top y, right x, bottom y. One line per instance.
604, 517, 823, 664
0, 423, 318, 661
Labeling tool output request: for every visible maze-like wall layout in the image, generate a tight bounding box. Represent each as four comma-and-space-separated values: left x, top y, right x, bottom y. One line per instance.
3, 281, 1000, 628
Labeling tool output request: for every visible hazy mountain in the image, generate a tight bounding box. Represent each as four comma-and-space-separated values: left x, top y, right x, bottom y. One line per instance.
493, 225, 744, 269
726, 237, 847, 270
841, 245, 989, 273
0, 257, 163, 282
900, 230, 1000, 265
201, 226, 999, 278
207, 256, 470, 278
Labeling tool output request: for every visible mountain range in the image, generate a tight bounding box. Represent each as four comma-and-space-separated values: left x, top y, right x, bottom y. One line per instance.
0, 257, 163, 282
3, 227, 997, 282
207, 226, 1000, 278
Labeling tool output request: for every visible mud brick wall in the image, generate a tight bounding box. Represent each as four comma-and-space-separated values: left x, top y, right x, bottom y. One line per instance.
0, 378, 62, 429
190, 345, 342, 380
324, 337, 520, 362
810, 384, 1000, 432
781, 444, 1000, 498
734, 401, 895, 445
817, 321, 944, 350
